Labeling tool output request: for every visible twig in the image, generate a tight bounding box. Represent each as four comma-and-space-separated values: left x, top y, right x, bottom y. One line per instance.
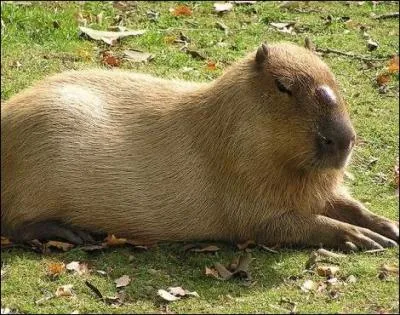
315, 47, 389, 62
373, 12, 399, 20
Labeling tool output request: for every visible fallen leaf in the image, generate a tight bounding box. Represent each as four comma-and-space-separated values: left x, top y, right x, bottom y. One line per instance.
66, 261, 90, 276
102, 52, 121, 67
96, 270, 107, 276
124, 50, 154, 63
376, 73, 390, 86
115, 275, 131, 288
216, 21, 229, 35
80, 244, 105, 252
79, 26, 146, 45
55, 284, 74, 297
214, 2, 233, 13
170, 5, 192, 17
157, 289, 180, 302
47, 262, 65, 278
367, 38, 379, 51
85, 280, 103, 299
380, 264, 399, 275
104, 234, 127, 246
191, 245, 220, 253
237, 240, 256, 250
105, 291, 125, 306
388, 56, 399, 73
270, 22, 297, 35
96, 12, 104, 24
301, 279, 316, 292
45, 240, 74, 252
346, 275, 357, 283
185, 49, 206, 60
205, 266, 220, 279
326, 277, 339, 285
35, 293, 54, 305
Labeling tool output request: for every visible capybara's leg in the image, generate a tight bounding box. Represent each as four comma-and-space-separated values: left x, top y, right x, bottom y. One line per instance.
258, 214, 397, 251
324, 196, 399, 242
9, 221, 96, 245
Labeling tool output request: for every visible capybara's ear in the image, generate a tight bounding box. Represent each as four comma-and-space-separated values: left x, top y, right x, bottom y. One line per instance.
255, 42, 269, 64
304, 37, 315, 51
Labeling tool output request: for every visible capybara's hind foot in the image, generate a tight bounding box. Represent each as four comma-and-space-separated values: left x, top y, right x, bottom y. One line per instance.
10, 221, 96, 245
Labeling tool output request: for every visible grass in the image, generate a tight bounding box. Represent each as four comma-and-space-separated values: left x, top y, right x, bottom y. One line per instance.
1, 1, 399, 314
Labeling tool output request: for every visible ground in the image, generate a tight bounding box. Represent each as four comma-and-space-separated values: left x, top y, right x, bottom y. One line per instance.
1, 1, 399, 314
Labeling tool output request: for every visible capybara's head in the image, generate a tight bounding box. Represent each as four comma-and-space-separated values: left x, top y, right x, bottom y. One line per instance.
233, 41, 356, 173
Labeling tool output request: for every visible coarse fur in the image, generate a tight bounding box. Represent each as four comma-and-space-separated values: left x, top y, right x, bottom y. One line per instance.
1, 41, 398, 250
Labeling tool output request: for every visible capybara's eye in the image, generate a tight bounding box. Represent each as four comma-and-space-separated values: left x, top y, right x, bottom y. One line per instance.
275, 79, 292, 96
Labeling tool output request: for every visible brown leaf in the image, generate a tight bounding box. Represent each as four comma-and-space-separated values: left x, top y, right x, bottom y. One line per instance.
102, 52, 121, 67
158, 289, 181, 302
376, 73, 390, 86
114, 275, 131, 288
104, 234, 127, 246
45, 241, 74, 252
79, 26, 146, 45
66, 261, 90, 276
170, 5, 193, 17
191, 245, 220, 253
380, 264, 399, 275
237, 240, 256, 250
55, 284, 74, 297
388, 56, 399, 73
186, 49, 206, 60
205, 266, 220, 279
316, 265, 340, 277
232, 253, 252, 280
80, 244, 105, 252
46, 262, 65, 278
85, 280, 103, 299
300, 279, 316, 292
124, 50, 154, 63
214, 2, 234, 13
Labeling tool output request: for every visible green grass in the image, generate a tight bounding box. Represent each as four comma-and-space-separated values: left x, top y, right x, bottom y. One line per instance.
1, 1, 399, 314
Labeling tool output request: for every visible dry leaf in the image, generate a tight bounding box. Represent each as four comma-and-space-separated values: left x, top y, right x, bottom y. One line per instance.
104, 234, 127, 246
35, 293, 54, 305
96, 12, 104, 24
124, 50, 154, 63
388, 56, 399, 73
237, 240, 256, 250
376, 73, 390, 86
79, 26, 146, 45
367, 38, 379, 51
102, 52, 121, 67
55, 284, 74, 297
115, 275, 131, 288
158, 289, 181, 302
301, 279, 316, 292
270, 22, 296, 35
317, 266, 339, 277
170, 5, 192, 17
380, 264, 399, 274
214, 2, 234, 13
96, 270, 107, 276
346, 275, 357, 283
191, 245, 220, 253
47, 262, 65, 278
45, 240, 74, 252
185, 49, 206, 60
205, 267, 220, 279
66, 261, 90, 276
80, 244, 105, 252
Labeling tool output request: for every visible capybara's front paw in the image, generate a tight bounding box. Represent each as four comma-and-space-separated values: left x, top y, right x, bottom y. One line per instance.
336, 225, 398, 252
373, 219, 399, 243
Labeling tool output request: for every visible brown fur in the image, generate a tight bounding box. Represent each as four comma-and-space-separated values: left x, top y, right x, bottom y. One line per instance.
1, 42, 398, 249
